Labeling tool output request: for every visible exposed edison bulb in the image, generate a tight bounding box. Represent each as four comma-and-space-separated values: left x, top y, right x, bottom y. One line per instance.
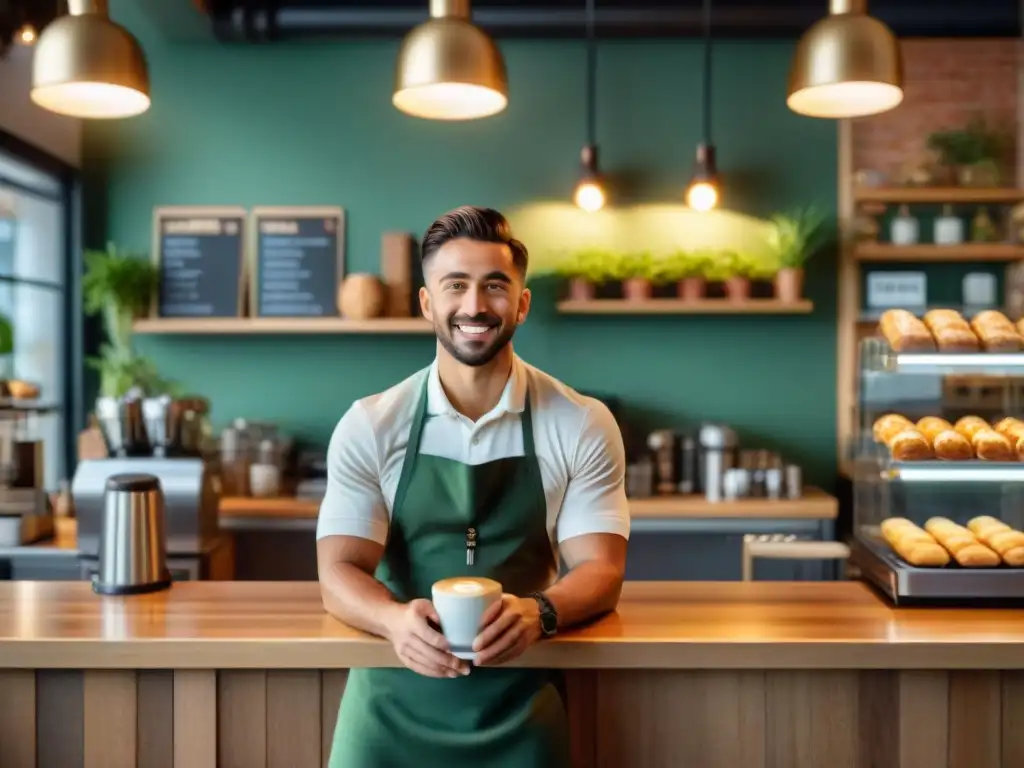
574, 180, 605, 213
17, 24, 36, 45
686, 181, 718, 212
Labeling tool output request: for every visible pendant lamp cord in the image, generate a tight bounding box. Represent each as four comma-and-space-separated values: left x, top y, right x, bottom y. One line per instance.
585, 0, 596, 146
701, 0, 712, 144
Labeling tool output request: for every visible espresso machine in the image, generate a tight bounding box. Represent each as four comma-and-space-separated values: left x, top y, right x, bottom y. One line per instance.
72, 393, 230, 581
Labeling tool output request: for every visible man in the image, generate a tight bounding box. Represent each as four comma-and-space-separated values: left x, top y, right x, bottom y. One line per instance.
316, 205, 630, 767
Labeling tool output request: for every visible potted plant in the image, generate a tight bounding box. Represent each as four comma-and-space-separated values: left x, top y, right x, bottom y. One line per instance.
765, 207, 828, 303
556, 248, 614, 301
82, 241, 171, 398
659, 250, 709, 300
926, 116, 1011, 188
619, 251, 655, 301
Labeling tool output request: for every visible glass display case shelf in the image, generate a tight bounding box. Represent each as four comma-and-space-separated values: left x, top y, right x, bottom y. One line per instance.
861, 338, 1024, 376
884, 460, 1024, 483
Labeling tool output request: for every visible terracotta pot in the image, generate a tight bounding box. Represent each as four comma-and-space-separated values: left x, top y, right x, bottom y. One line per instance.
677, 277, 706, 301
568, 278, 595, 301
724, 277, 751, 302
622, 278, 652, 301
774, 267, 804, 303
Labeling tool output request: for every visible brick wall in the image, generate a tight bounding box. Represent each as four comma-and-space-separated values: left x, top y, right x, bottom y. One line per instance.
851, 39, 1021, 186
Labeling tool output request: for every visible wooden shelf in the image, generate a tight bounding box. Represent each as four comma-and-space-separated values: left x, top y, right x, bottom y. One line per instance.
629, 487, 836, 520
215, 488, 837, 522
854, 242, 1024, 262
133, 317, 435, 335
556, 298, 814, 315
854, 187, 1024, 204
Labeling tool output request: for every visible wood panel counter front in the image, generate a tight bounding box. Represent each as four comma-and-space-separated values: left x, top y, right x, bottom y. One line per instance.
2, 581, 1023, 768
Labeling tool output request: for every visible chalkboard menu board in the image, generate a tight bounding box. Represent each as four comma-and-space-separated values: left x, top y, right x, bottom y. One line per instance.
250, 206, 345, 317
152, 206, 247, 318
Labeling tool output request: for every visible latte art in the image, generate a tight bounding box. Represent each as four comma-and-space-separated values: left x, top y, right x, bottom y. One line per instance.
432, 576, 503, 660
453, 580, 484, 595
432, 576, 501, 597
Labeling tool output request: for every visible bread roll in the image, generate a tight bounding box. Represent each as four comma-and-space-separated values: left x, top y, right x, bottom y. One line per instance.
954, 415, 990, 442
878, 309, 936, 352
970, 310, 1023, 352
972, 428, 1014, 461
932, 430, 975, 461
889, 429, 933, 460
967, 516, 1024, 567
916, 416, 954, 443
880, 517, 950, 567
924, 517, 1001, 567
923, 309, 980, 352
994, 417, 1024, 442
873, 414, 913, 444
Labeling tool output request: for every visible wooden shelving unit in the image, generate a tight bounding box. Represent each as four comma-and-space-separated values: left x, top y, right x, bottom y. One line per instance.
556, 298, 814, 315
853, 186, 1024, 204
854, 243, 1024, 262
133, 317, 435, 335
836, 137, 1024, 477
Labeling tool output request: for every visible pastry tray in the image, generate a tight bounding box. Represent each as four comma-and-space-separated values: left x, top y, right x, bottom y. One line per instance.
853, 534, 1024, 606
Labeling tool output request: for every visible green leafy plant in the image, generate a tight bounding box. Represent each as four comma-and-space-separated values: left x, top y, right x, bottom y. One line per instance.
618, 251, 654, 281
554, 248, 617, 282
765, 207, 829, 269
926, 116, 1012, 168
82, 242, 172, 398
700, 250, 740, 282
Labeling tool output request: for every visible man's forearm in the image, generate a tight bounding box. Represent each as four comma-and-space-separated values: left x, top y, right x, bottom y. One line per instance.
320, 561, 402, 639
540, 559, 624, 630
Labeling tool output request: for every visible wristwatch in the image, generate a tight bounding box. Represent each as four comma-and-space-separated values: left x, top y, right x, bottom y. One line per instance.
529, 591, 558, 637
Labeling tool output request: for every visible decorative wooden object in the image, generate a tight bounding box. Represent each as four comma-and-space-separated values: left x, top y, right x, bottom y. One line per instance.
855, 243, 1024, 262
854, 186, 1024, 204
381, 232, 415, 317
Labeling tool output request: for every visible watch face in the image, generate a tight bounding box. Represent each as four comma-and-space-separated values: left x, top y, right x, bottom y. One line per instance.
541, 611, 557, 634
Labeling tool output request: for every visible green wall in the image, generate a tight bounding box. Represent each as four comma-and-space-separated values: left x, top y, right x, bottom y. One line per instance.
84, 6, 840, 489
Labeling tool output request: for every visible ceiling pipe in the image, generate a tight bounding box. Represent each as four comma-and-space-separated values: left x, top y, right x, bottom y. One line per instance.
203, 1, 1020, 42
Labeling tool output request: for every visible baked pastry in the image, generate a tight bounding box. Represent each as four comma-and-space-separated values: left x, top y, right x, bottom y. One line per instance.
953, 415, 990, 442
889, 429, 933, 460
873, 414, 913, 444
923, 309, 980, 352
971, 428, 1014, 461
967, 516, 1024, 567
6, 380, 39, 400
970, 310, 1023, 352
878, 309, 936, 352
880, 517, 950, 567
924, 517, 1001, 567
916, 416, 954, 443
932, 430, 975, 461
993, 418, 1024, 460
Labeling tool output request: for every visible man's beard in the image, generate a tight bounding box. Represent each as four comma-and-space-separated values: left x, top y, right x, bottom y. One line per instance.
436, 312, 517, 367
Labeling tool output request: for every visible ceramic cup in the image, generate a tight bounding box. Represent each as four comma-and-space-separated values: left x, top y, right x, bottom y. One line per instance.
431, 576, 503, 660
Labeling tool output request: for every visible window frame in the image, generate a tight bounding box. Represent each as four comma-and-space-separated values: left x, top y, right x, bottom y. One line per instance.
0, 127, 83, 485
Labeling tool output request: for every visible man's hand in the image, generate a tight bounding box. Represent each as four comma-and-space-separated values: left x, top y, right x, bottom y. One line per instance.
472, 594, 542, 666
384, 599, 470, 678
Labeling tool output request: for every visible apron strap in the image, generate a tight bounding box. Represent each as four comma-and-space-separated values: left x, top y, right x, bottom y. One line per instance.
520, 389, 536, 458
391, 373, 430, 519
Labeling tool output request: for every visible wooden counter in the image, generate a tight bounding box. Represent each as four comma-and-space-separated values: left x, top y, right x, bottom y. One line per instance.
1, 581, 1023, 767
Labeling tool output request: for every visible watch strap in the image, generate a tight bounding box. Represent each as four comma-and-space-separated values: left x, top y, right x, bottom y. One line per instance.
529, 591, 558, 637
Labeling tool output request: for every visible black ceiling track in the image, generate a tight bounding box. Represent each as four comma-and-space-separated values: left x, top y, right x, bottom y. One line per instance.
204, 1, 1021, 43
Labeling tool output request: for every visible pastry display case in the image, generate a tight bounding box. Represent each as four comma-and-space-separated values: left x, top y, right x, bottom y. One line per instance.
852, 308, 1024, 605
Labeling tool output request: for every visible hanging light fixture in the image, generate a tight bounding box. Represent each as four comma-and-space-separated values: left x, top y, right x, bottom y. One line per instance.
787, 0, 902, 119
685, 0, 719, 212
573, 0, 605, 212
393, 0, 507, 120
31, 0, 150, 119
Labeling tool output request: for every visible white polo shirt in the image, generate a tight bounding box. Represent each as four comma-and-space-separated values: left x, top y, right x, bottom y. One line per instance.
316, 353, 631, 559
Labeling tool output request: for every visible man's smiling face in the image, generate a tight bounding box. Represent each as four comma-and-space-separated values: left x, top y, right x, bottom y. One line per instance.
421, 237, 530, 367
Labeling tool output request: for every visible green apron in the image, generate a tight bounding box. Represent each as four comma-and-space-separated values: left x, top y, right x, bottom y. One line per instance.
328, 375, 570, 768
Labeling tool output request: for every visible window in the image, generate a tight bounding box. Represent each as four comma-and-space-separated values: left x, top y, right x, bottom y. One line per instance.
0, 132, 80, 492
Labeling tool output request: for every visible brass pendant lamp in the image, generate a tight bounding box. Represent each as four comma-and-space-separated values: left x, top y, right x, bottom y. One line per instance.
393, 0, 508, 120
787, 0, 902, 119
31, 0, 149, 119
685, 0, 719, 212
573, 0, 605, 212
